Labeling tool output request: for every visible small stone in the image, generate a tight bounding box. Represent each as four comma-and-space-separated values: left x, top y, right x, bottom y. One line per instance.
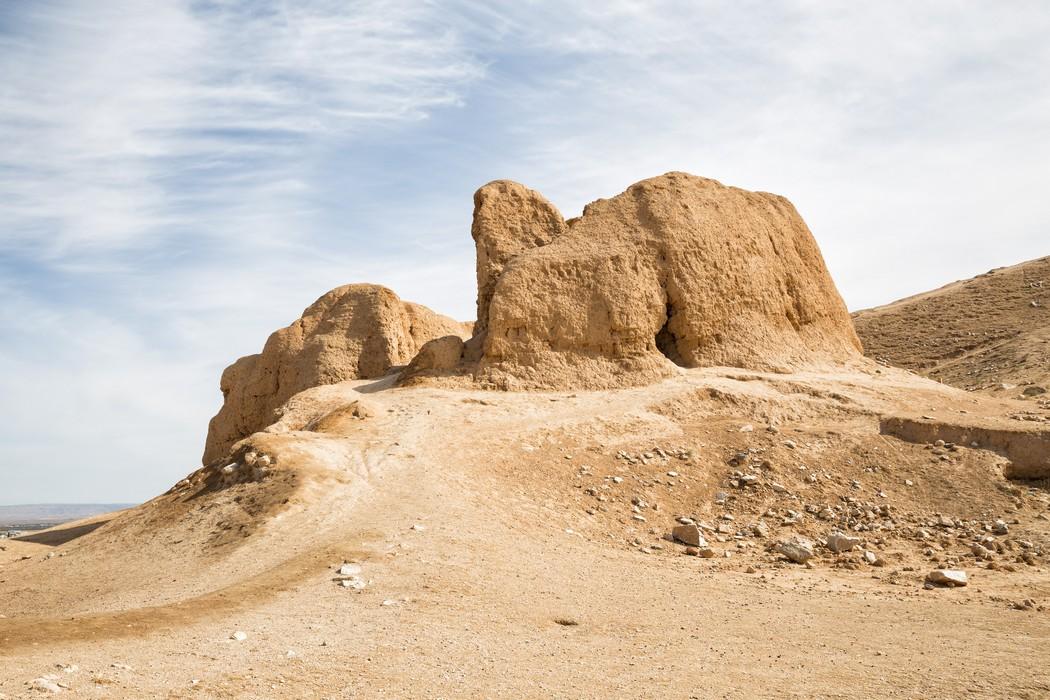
739, 424, 754, 432
783, 440, 797, 449
863, 550, 879, 565
231, 631, 248, 641
825, 533, 861, 553
1023, 386, 1046, 396
925, 569, 968, 587
776, 537, 815, 564
992, 520, 1009, 535
410, 524, 426, 531
672, 523, 706, 547
337, 563, 362, 577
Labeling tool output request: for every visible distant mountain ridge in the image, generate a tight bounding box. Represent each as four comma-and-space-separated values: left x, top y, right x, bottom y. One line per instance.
0, 503, 134, 528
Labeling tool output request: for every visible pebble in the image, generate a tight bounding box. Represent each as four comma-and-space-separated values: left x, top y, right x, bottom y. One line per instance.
231, 631, 248, 641
337, 563, 362, 576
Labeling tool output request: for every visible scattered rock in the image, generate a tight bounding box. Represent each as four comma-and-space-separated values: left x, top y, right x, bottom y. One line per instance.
925, 569, 968, 588
825, 533, 861, 553
672, 523, 705, 547
776, 537, 815, 564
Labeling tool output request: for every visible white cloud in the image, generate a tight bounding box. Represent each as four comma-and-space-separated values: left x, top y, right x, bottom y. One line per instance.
0, 0, 482, 255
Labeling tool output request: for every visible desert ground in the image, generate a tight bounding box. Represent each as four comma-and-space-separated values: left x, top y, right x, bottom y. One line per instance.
2, 174, 1048, 699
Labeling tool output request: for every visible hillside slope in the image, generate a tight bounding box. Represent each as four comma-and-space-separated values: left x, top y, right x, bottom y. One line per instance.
853, 256, 1049, 395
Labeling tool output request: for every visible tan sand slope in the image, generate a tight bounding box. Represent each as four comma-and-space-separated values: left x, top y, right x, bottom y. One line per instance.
853, 256, 1050, 395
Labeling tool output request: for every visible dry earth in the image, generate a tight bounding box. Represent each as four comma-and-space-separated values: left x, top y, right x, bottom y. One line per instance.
853, 256, 1050, 396
2, 364, 1049, 699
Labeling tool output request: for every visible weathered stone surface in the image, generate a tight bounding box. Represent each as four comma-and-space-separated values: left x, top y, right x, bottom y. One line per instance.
471, 172, 862, 390
470, 180, 567, 352
399, 335, 468, 384
672, 523, 705, 546
203, 284, 469, 463
776, 537, 815, 564
926, 569, 968, 587
826, 533, 861, 553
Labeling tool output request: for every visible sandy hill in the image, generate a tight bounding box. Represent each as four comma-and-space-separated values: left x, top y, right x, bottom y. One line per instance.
853, 256, 1050, 396
2, 174, 1049, 699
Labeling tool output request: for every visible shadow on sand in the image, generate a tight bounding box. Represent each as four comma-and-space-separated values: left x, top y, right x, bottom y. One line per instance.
15, 518, 113, 546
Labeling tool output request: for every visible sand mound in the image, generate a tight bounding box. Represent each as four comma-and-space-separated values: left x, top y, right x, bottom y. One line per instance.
203, 284, 468, 463
464, 172, 861, 389
853, 256, 1049, 394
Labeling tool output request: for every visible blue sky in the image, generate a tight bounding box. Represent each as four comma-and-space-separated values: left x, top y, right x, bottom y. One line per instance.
2, 1, 1048, 504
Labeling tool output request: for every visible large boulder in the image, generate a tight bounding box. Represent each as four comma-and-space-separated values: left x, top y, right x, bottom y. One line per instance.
203, 284, 469, 463
471, 172, 862, 389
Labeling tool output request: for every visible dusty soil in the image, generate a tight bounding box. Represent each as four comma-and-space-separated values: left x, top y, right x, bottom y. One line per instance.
2, 363, 1050, 698
853, 256, 1050, 396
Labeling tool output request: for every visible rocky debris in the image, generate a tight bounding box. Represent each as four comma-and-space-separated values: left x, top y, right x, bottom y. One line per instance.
826, 533, 861, 553
1023, 386, 1047, 396
672, 523, 705, 546
471, 172, 862, 390
202, 284, 469, 463
776, 537, 815, 564
925, 569, 968, 588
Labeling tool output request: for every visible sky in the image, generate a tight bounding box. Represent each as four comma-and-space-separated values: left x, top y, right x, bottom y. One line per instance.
1, 1, 1048, 505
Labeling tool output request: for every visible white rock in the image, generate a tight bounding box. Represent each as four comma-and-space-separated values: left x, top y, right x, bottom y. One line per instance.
231, 631, 248, 641
337, 563, 362, 577
926, 569, 968, 587
410, 524, 426, 531
340, 577, 366, 590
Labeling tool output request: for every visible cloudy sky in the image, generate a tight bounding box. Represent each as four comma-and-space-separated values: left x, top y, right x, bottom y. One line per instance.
1, 1, 1048, 505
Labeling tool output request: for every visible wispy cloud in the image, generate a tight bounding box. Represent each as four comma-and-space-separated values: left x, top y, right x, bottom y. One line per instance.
0, 0, 482, 256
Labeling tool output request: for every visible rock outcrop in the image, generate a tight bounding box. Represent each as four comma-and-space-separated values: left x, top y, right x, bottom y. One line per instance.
468, 172, 862, 389
203, 284, 469, 463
